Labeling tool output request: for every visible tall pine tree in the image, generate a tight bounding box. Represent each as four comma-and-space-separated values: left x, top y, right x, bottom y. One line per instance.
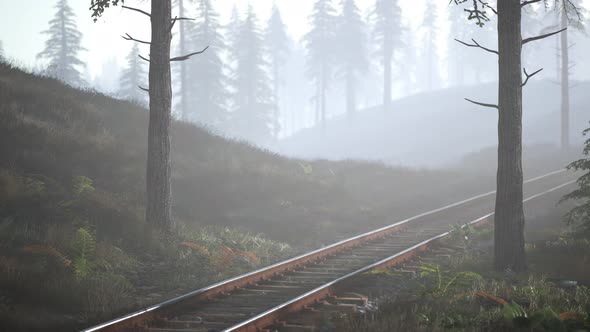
175, 0, 191, 120
0, 40, 4, 62
120, 43, 147, 104
185, 0, 227, 130
422, 1, 439, 91
38, 0, 86, 86
304, 0, 337, 129
265, 2, 291, 139
371, 0, 403, 111
230, 5, 273, 144
335, 0, 368, 115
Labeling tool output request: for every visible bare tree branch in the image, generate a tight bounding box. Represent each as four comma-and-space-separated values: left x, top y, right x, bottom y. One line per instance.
523, 28, 567, 45
465, 98, 499, 109
521, 0, 542, 8
170, 46, 209, 62
139, 85, 149, 92
122, 5, 151, 18
170, 16, 195, 32
122, 33, 150, 45
521, 67, 543, 87
455, 38, 499, 55
138, 54, 150, 63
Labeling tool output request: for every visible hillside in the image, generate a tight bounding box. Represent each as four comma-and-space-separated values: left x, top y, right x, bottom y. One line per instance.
0, 63, 501, 245
276, 81, 589, 167
0, 63, 582, 331
0, 63, 510, 331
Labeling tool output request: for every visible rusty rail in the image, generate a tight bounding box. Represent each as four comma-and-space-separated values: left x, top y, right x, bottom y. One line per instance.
82, 169, 573, 332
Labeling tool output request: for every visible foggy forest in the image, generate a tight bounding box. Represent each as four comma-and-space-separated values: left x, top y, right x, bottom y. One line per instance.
1, 0, 590, 331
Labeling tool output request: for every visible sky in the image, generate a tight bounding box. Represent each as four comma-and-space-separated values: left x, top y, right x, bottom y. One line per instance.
0, 0, 433, 79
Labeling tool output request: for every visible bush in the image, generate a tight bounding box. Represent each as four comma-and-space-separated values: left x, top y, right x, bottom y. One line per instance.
562, 124, 590, 230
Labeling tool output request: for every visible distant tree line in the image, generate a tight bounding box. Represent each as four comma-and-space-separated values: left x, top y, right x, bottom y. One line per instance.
36, 0, 587, 147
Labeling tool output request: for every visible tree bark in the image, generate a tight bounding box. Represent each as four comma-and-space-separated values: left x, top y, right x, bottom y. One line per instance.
383, 42, 392, 112
427, 30, 433, 91
178, 0, 188, 121
146, 0, 173, 230
494, 0, 526, 272
273, 61, 280, 139
321, 60, 327, 133
560, 9, 570, 149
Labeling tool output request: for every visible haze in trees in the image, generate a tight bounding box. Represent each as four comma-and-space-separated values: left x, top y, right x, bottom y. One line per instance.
37, 0, 86, 86
266, 3, 291, 139
335, 0, 368, 116
229, 5, 273, 144
185, 0, 228, 131
3, 1, 590, 331
370, 0, 403, 111
305, 0, 338, 130
120, 43, 147, 104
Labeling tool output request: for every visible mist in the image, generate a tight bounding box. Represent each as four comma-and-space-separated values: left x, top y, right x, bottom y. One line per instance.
2, 1, 590, 331
3, 0, 589, 169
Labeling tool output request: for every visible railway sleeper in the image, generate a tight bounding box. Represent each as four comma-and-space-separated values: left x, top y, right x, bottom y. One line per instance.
158, 319, 233, 330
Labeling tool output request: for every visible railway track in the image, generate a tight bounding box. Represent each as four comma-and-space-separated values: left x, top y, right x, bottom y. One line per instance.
83, 169, 577, 332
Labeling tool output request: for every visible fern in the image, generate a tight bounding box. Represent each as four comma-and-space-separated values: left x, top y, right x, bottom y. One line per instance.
71, 228, 96, 280
72, 176, 95, 196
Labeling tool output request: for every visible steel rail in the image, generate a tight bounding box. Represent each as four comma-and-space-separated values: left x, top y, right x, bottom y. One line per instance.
225, 179, 576, 332
81, 169, 571, 332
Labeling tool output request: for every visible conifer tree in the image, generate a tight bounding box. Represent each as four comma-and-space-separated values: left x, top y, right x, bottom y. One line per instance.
304, 0, 337, 129
186, 0, 227, 129
38, 0, 86, 86
91, 0, 208, 231
120, 43, 148, 104
0, 40, 4, 62
371, 0, 402, 111
266, 3, 291, 138
175, 0, 190, 120
453, 0, 580, 272
230, 5, 273, 144
422, 1, 439, 90
335, 0, 368, 115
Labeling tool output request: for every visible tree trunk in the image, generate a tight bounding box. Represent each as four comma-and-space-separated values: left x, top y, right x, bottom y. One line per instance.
146, 1, 173, 230
427, 30, 433, 91
494, 0, 526, 272
561, 9, 570, 149
383, 43, 392, 112
346, 66, 355, 116
178, 0, 188, 121
274, 62, 280, 139
321, 61, 327, 133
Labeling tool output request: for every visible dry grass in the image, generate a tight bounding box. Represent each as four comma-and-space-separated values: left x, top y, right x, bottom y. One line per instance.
0, 62, 579, 331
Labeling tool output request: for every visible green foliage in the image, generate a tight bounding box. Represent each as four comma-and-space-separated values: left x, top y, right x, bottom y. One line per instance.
89, 0, 124, 22
72, 175, 95, 196
562, 124, 590, 230
71, 227, 96, 281
419, 263, 483, 297
502, 301, 529, 327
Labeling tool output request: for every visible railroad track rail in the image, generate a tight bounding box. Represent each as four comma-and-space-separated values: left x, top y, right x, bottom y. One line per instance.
83, 169, 576, 332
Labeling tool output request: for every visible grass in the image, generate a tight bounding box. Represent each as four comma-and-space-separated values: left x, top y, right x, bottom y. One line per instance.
0, 62, 580, 331
329, 208, 590, 332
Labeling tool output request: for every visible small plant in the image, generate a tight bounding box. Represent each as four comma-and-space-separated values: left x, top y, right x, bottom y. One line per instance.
419, 263, 483, 297
71, 227, 96, 281
72, 175, 95, 196
561, 124, 590, 230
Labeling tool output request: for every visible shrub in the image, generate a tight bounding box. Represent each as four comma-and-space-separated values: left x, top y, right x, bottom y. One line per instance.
562, 124, 590, 230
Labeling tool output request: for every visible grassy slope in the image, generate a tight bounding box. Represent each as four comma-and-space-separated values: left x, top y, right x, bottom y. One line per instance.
0, 63, 497, 246
0, 63, 578, 331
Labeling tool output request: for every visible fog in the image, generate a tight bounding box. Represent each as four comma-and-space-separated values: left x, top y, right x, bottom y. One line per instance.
2, 0, 589, 168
